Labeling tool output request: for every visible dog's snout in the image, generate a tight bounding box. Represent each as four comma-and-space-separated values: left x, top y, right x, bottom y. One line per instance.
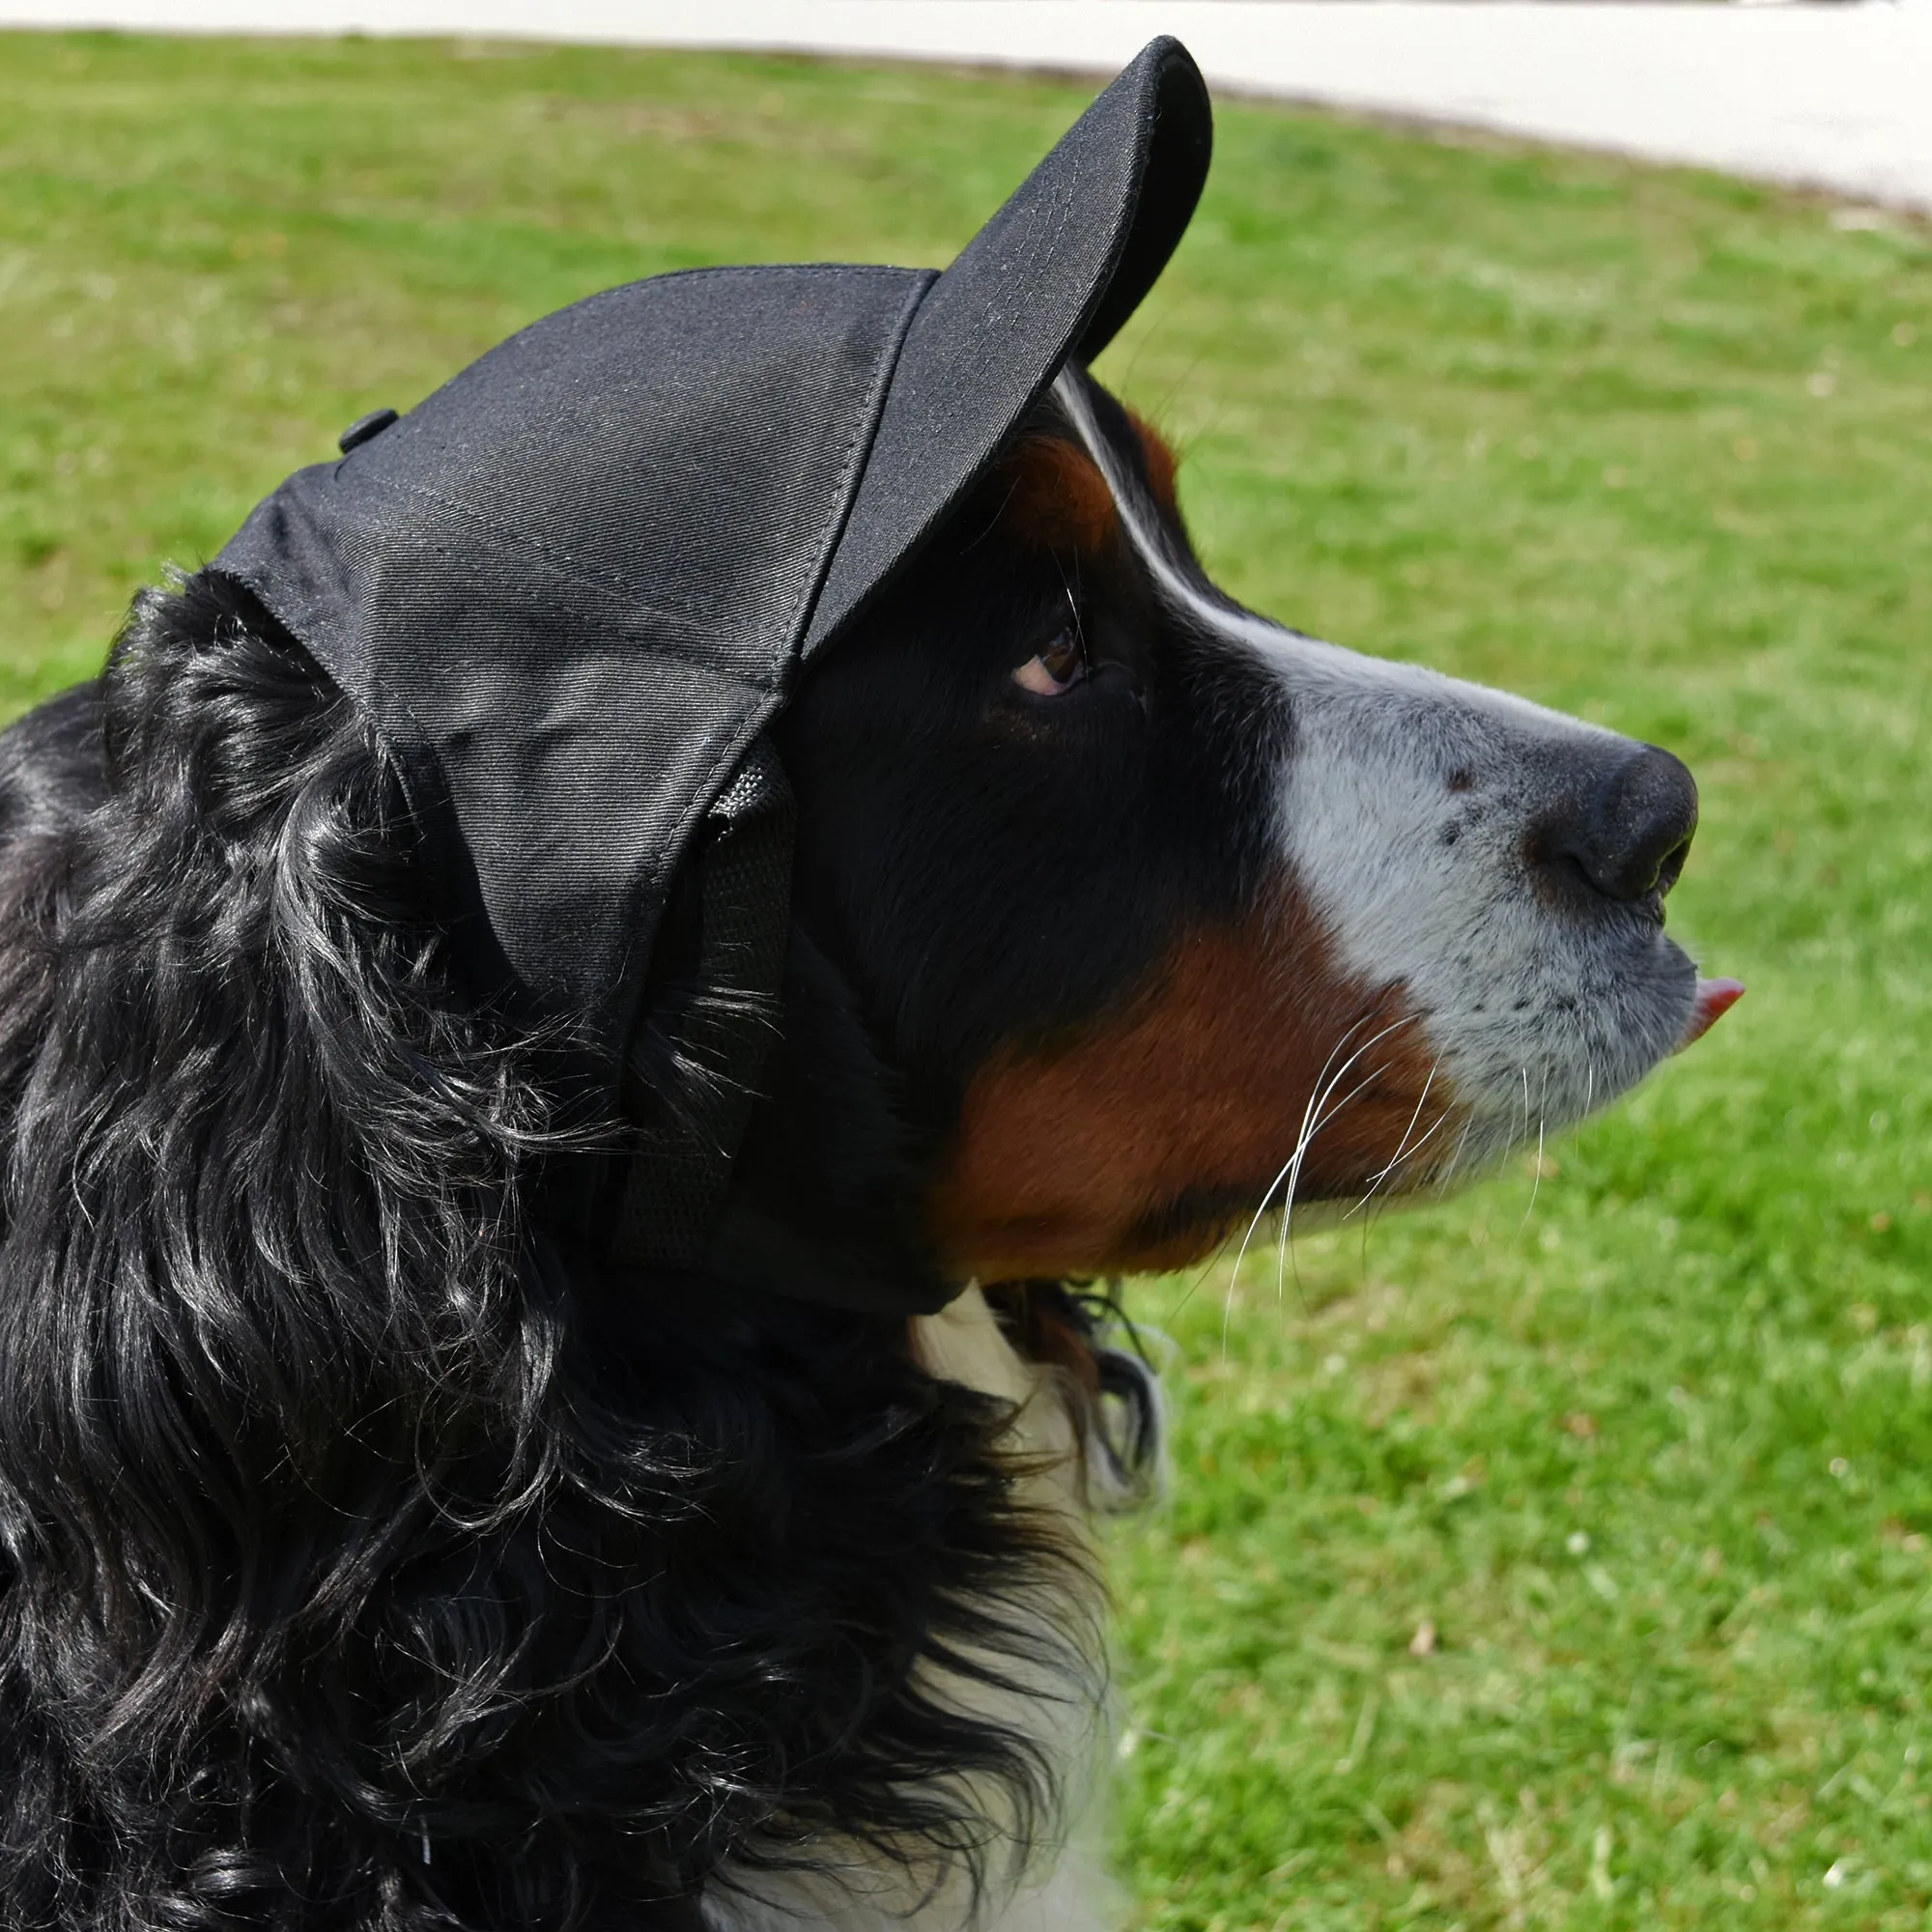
1534, 744, 1698, 905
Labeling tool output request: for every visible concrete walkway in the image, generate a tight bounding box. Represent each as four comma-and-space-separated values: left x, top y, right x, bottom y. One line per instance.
5, 0, 1932, 219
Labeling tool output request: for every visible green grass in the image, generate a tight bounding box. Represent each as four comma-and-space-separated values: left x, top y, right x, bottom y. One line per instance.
4, 29, 1930, 1930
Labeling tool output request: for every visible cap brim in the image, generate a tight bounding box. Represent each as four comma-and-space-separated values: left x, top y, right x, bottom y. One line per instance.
802, 36, 1211, 657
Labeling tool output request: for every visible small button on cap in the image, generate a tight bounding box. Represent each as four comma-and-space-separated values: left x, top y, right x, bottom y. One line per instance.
338, 407, 400, 454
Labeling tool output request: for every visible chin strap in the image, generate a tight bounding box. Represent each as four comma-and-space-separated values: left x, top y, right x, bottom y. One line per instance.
610, 738, 794, 1269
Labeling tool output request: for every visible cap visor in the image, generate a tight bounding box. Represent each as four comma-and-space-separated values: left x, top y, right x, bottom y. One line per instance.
803, 36, 1211, 656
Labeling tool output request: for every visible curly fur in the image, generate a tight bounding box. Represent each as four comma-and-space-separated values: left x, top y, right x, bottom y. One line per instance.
0, 575, 1105, 1932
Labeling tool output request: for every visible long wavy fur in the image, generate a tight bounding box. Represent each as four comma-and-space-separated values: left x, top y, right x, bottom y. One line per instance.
0, 575, 1094, 1931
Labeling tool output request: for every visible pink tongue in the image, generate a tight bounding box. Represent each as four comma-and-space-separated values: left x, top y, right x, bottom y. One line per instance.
1678, 977, 1744, 1051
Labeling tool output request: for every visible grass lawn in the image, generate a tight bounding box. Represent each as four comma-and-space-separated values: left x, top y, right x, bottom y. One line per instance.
3, 29, 1930, 1930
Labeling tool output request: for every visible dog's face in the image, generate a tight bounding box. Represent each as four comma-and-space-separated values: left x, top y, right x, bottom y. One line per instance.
746, 368, 1714, 1290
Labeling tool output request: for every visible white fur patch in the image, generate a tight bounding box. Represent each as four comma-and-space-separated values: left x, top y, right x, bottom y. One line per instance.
1056, 371, 1697, 1176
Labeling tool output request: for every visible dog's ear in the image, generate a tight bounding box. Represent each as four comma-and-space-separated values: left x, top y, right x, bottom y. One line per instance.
705, 927, 955, 1315
0, 571, 556, 1820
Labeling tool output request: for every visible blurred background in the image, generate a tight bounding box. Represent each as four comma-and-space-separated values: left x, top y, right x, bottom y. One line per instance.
1, 11, 1928, 1927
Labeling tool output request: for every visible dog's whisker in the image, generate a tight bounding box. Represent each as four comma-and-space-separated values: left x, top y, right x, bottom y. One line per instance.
1224, 1009, 1381, 1311
1520, 1106, 1549, 1233
1245, 1013, 1418, 1321
1272, 1052, 1403, 1308
1434, 1109, 1480, 1200
1223, 1014, 1389, 1350
1343, 1058, 1442, 1222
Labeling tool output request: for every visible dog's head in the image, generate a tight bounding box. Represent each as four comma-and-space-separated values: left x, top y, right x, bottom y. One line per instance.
721, 365, 1728, 1296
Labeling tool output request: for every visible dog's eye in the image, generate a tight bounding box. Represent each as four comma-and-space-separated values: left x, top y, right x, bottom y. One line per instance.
1011, 628, 1086, 698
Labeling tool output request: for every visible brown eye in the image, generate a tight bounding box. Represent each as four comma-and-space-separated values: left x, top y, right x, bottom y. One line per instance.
1011, 627, 1086, 697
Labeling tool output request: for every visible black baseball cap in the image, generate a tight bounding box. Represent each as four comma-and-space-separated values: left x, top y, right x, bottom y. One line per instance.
213, 38, 1212, 1286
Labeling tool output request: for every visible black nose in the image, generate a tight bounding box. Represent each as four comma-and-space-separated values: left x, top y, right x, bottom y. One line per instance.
1536, 744, 1698, 904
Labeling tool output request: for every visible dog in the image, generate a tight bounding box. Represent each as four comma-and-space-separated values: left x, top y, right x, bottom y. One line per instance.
0, 337, 1732, 1931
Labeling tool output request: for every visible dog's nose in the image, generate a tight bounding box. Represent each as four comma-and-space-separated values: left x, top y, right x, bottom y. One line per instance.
1536, 744, 1698, 904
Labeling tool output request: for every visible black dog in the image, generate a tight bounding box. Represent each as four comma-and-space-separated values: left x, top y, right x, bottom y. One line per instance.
0, 362, 1724, 1932
0, 49, 1730, 1932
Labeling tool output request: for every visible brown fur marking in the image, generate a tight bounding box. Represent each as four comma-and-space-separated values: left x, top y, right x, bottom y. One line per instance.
930, 886, 1458, 1280
995, 435, 1119, 555
991, 413, 1176, 558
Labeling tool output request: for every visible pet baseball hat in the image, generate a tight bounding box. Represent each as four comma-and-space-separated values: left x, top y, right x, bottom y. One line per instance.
213, 38, 1211, 1289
